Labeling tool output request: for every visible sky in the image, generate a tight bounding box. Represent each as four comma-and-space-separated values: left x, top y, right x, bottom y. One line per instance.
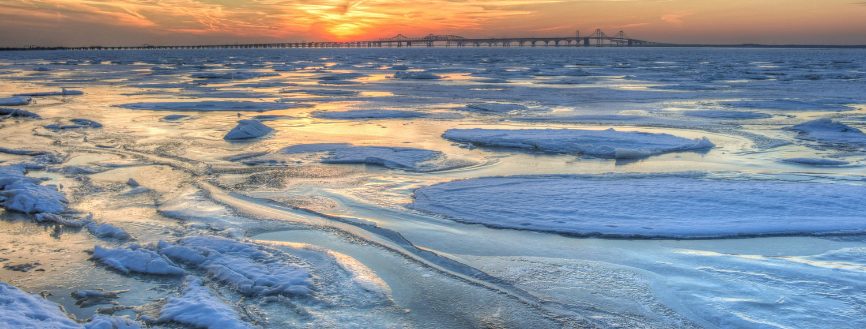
1, 0, 865, 47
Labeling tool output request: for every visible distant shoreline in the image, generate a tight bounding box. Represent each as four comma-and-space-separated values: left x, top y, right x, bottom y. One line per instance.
2, 44, 866, 51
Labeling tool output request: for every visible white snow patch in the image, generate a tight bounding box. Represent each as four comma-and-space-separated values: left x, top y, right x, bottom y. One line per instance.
412, 174, 866, 238
443, 128, 714, 159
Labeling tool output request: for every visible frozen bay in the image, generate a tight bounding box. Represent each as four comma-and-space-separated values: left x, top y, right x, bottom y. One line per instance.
1, 47, 865, 328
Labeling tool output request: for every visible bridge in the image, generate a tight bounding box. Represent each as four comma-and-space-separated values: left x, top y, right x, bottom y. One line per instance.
4, 29, 657, 51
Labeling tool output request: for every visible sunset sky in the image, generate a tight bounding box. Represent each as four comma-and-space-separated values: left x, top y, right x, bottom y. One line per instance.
1, 0, 865, 47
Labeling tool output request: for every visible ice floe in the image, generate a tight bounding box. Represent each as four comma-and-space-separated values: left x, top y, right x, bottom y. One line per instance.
394, 71, 441, 80
682, 110, 771, 120
443, 128, 714, 159
224, 120, 273, 141
780, 157, 851, 166
412, 174, 866, 238
0, 282, 80, 329
191, 71, 277, 80
158, 277, 252, 329
461, 103, 528, 114
118, 101, 310, 112
0, 165, 67, 214
721, 99, 852, 112
91, 245, 185, 275
311, 109, 426, 120
281, 143, 459, 171
788, 118, 866, 146
14, 88, 84, 97
0, 108, 41, 119
0, 96, 32, 106
161, 114, 189, 121
87, 222, 131, 240
84, 315, 141, 329
44, 118, 103, 131
284, 89, 359, 96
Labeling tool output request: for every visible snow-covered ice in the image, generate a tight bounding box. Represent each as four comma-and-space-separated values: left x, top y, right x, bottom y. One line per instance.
0, 282, 80, 329
159, 277, 252, 329
788, 118, 866, 145
91, 245, 185, 275
86, 222, 131, 240
443, 128, 714, 159
412, 174, 866, 238
224, 120, 274, 140
157, 236, 312, 296
0, 165, 67, 214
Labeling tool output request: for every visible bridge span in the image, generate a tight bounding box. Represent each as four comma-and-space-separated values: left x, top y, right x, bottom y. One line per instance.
6, 29, 658, 51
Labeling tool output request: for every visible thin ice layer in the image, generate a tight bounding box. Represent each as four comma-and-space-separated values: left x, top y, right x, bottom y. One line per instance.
412, 174, 866, 238
443, 128, 714, 159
